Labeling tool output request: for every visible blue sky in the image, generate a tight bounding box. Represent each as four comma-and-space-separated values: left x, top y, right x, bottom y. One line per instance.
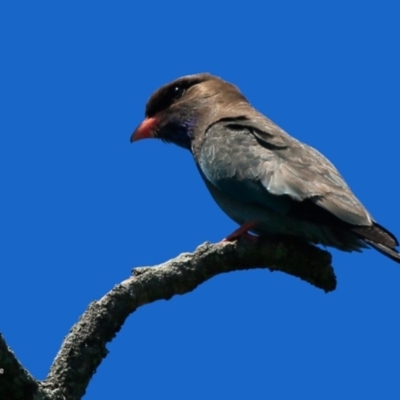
1, 1, 399, 399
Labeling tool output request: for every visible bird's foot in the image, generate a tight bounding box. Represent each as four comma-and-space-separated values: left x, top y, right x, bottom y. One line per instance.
223, 221, 258, 242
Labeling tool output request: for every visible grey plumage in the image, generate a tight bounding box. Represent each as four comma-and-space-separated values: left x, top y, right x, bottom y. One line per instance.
131, 73, 400, 264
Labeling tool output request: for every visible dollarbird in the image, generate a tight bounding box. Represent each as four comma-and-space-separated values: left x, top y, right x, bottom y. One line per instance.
131, 73, 400, 264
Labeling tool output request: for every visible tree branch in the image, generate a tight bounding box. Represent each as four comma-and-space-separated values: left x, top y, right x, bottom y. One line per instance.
2, 237, 335, 399
42, 237, 335, 398
0, 333, 43, 400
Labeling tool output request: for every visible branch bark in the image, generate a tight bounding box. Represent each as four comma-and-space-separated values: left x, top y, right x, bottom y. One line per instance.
1, 237, 335, 400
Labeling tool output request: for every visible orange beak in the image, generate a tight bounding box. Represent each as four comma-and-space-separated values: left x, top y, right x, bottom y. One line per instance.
130, 117, 157, 142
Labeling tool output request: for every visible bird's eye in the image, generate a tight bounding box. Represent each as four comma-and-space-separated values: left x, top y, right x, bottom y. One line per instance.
171, 85, 185, 100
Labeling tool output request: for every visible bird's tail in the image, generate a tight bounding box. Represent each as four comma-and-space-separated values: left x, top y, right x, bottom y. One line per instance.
364, 239, 400, 264
352, 223, 400, 264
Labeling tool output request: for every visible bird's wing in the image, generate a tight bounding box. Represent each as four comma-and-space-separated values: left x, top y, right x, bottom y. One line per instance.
199, 116, 373, 226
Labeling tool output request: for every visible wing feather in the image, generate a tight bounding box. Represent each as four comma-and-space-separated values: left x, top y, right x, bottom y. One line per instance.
201, 116, 373, 226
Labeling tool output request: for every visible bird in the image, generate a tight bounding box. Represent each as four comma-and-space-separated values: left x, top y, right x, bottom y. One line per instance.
131, 73, 400, 264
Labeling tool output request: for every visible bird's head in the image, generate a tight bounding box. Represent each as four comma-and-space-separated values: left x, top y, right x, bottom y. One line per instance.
130, 73, 248, 151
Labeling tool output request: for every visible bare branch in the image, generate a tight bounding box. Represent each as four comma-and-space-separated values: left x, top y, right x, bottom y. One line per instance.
0, 333, 44, 399
40, 237, 335, 399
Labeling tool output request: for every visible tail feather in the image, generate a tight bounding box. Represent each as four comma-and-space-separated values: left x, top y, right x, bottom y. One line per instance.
352, 223, 400, 264
352, 223, 398, 248
364, 239, 400, 264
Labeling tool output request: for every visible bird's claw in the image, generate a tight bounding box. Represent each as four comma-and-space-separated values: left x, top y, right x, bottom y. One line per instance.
223, 221, 259, 242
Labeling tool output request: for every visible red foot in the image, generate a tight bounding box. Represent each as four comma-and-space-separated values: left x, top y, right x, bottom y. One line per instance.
223, 221, 259, 242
